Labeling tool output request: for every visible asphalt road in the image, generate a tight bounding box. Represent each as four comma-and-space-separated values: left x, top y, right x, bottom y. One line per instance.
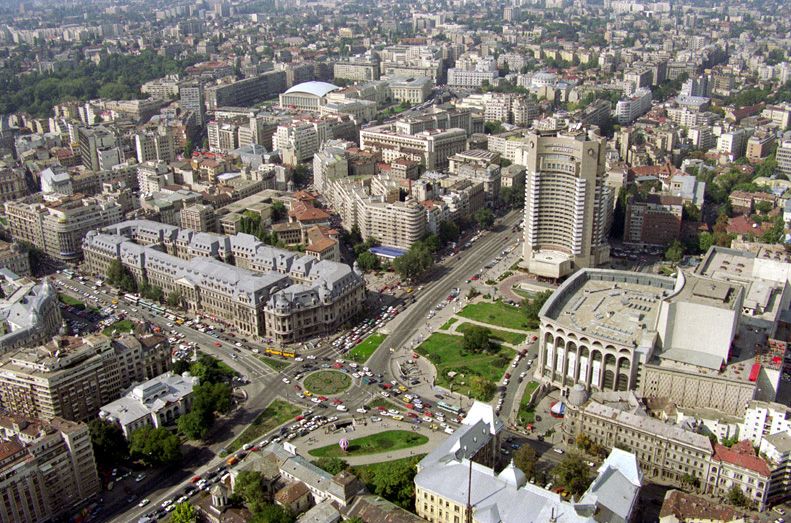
55, 210, 531, 521
371, 210, 523, 384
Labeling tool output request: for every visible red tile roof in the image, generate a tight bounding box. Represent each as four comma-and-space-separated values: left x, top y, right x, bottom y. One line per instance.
726, 215, 770, 235
713, 441, 771, 477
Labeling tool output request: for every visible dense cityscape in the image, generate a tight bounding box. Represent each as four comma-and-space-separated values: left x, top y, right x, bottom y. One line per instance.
0, 0, 790, 522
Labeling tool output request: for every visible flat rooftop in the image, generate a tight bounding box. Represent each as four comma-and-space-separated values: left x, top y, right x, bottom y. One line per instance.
697, 247, 756, 281
667, 274, 741, 310
542, 269, 676, 347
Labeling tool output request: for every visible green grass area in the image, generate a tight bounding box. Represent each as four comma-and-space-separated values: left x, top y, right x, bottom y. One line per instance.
303, 371, 351, 395
456, 322, 527, 345
102, 319, 134, 336
58, 293, 84, 308
457, 301, 531, 331
308, 430, 428, 458
415, 333, 514, 401
227, 400, 301, 453
347, 333, 386, 363
439, 318, 458, 330
517, 381, 540, 425
259, 357, 291, 371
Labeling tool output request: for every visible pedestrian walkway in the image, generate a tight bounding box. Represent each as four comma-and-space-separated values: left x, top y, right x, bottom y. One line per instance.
289, 417, 447, 466
445, 316, 532, 336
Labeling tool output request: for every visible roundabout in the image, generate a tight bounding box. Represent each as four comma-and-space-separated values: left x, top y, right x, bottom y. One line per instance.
302, 370, 352, 395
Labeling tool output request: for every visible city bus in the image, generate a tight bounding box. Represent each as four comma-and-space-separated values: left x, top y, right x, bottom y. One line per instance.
123, 294, 139, 305
436, 401, 462, 416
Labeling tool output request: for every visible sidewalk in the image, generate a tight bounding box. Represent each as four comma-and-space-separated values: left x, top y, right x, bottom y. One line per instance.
288, 417, 446, 466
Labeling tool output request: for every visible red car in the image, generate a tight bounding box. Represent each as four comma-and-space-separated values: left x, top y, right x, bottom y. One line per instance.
213, 341, 222, 347
331, 399, 343, 405
191, 476, 202, 483
295, 415, 304, 421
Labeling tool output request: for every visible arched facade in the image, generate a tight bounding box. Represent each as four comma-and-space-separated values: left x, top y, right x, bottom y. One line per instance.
538, 321, 638, 394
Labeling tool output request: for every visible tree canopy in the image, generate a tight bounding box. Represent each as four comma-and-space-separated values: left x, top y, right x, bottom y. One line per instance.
129, 426, 181, 466
463, 325, 494, 353
171, 503, 198, 523
514, 445, 538, 479
552, 452, 593, 496
0, 50, 202, 117
88, 419, 129, 464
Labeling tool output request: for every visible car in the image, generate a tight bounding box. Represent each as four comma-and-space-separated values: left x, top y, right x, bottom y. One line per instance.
135, 473, 146, 482
774, 508, 787, 516
282, 377, 291, 384
138, 498, 149, 507
553, 448, 564, 455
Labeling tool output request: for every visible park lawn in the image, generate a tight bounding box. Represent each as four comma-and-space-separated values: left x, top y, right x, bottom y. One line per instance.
457, 301, 531, 331
227, 400, 301, 453
58, 294, 84, 307
303, 371, 351, 395
439, 318, 458, 330
347, 333, 386, 363
102, 319, 134, 336
517, 381, 540, 425
456, 322, 527, 345
259, 356, 291, 371
415, 333, 513, 401
308, 430, 428, 458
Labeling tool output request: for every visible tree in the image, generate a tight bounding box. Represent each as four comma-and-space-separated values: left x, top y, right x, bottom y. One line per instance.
166, 290, 183, 308
177, 410, 211, 440
365, 455, 419, 509
698, 231, 715, 253
665, 240, 684, 264
190, 354, 235, 384
474, 208, 495, 229
463, 325, 493, 353
171, 502, 198, 523
249, 504, 294, 523
355, 251, 380, 272
438, 221, 460, 245
762, 216, 785, 244
553, 452, 593, 496
726, 485, 750, 508
484, 121, 505, 135
468, 376, 497, 401
755, 200, 773, 214
393, 244, 433, 281
681, 472, 701, 490
106, 259, 137, 293
514, 445, 538, 478
183, 139, 194, 158
523, 290, 553, 329
271, 201, 287, 221
88, 419, 129, 464
312, 457, 349, 475
234, 470, 269, 514
129, 426, 181, 466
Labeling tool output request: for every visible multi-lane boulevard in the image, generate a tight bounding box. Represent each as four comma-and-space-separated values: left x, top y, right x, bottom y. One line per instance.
55, 209, 549, 521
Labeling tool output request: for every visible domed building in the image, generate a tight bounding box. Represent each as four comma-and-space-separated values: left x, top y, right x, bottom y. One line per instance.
278, 81, 340, 111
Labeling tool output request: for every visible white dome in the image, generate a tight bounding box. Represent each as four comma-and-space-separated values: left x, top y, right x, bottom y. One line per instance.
283, 81, 340, 98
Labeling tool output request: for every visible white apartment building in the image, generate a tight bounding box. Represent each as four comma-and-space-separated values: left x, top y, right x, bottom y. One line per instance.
137, 160, 174, 195
135, 127, 176, 163
273, 121, 326, 162
615, 87, 652, 124
717, 128, 751, 160
447, 54, 499, 88
741, 401, 791, 446
778, 135, 791, 177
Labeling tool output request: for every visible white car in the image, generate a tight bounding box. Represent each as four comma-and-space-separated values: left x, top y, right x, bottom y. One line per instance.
553, 448, 564, 455
306, 355, 317, 360
282, 377, 291, 384
138, 498, 150, 507
356, 407, 368, 413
